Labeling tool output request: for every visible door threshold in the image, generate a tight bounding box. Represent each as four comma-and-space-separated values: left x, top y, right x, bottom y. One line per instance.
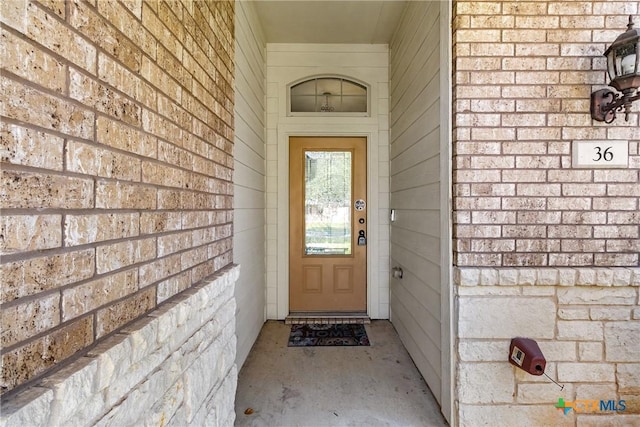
285, 312, 370, 325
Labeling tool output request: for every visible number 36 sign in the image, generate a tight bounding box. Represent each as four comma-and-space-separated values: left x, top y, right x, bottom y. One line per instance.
572, 140, 628, 168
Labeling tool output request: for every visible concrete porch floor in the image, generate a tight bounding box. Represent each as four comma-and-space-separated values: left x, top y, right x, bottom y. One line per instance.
234, 320, 448, 427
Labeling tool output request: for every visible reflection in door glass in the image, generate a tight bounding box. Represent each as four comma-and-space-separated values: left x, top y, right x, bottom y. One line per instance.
304, 151, 352, 255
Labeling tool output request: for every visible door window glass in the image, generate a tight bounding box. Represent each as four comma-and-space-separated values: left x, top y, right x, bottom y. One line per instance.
304, 151, 352, 255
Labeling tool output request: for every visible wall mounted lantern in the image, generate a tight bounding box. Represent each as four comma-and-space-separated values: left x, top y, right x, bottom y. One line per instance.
591, 15, 640, 122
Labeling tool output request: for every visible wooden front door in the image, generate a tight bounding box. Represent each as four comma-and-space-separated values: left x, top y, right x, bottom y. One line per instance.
289, 136, 367, 313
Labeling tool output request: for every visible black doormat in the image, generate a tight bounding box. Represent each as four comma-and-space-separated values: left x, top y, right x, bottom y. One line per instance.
288, 324, 370, 347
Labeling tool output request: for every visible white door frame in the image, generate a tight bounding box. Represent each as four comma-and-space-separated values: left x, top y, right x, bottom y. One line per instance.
276, 124, 381, 320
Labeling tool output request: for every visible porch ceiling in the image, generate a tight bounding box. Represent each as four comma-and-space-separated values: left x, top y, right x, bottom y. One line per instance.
250, 1, 407, 44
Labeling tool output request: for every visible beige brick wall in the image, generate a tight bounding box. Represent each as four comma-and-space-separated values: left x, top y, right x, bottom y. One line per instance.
1, 0, 235, 395
453, 1, 640, 268
453, 2, 640, 424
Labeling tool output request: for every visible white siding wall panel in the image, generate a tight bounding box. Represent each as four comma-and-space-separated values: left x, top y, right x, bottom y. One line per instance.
389, 295, 442, 394
389, 0, 444, 405
234, 0, 267, 368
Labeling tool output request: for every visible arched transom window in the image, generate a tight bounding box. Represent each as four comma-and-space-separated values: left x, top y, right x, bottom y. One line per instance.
289, 77, 369, 114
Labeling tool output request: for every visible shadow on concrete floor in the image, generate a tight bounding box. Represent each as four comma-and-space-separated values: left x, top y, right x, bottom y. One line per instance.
235, 320, 448, 427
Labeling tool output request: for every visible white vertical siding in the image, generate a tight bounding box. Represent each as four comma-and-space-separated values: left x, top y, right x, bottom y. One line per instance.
389, 0, 444, 405
234, 0, 266, 368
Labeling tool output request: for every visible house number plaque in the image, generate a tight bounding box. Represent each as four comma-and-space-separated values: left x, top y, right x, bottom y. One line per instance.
572, 140, 628, 168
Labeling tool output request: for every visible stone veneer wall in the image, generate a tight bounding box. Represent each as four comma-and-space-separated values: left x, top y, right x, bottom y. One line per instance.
1, 0, 236, 409
453, 1, 639, 426
0, 266, 239, 426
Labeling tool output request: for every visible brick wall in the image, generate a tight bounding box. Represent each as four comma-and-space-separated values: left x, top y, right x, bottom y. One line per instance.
453, 1, 639, 268
1, 0, 235, 396
452, 2, 640, 425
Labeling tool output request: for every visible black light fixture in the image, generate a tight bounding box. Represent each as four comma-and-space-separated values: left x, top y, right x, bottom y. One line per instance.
591, 15, 640, 122
320, 92, 335, 112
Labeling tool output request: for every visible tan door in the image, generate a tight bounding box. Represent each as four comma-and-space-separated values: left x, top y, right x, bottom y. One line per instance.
289, 136, 367, 313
